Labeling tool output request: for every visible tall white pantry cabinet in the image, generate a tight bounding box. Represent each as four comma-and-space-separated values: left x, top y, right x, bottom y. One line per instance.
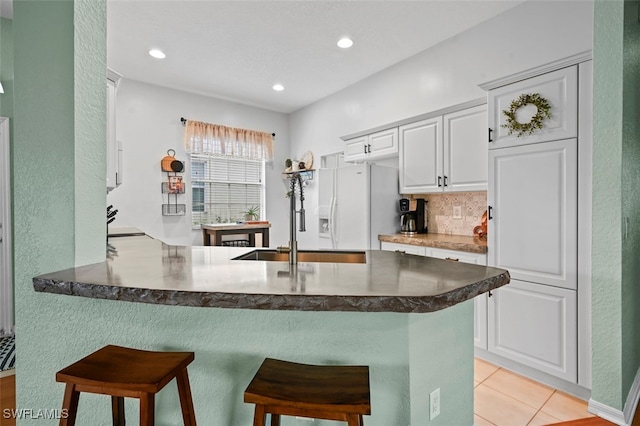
479, 55, 593, 393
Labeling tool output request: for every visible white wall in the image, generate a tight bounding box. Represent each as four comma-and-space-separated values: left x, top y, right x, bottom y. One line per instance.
107, 79, 291, 246
290, 0, 593, 249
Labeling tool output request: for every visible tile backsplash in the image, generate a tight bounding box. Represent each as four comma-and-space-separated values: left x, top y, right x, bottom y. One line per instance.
409, 191, 487, 237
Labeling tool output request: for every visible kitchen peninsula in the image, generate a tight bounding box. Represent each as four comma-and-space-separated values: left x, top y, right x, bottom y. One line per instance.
32, 234, 509, 425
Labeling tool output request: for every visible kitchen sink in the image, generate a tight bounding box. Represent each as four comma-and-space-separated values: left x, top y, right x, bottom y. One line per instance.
232, 249, 366, 263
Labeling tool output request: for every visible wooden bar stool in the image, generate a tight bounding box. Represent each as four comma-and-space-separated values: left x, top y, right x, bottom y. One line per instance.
56, 345, 196, 426
244, 358, 370, 426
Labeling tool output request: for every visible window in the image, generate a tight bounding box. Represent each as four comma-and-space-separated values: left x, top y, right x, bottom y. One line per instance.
190, 154, 264, 225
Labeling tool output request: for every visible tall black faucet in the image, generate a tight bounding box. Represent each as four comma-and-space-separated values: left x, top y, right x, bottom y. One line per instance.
288, 172, 305, 264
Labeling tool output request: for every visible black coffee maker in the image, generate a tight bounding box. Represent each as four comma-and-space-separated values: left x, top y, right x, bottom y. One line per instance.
399, 198, 427, 234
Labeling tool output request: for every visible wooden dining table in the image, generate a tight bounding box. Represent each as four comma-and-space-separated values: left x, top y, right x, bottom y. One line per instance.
201, 222, 271, 247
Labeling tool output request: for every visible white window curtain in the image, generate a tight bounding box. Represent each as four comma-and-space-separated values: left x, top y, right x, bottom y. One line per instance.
183, 120, 273, 161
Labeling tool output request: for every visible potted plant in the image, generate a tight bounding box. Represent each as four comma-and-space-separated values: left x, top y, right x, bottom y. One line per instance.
243, 206, 260, 221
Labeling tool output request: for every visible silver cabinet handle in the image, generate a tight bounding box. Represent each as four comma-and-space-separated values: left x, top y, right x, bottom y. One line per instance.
445, 257, 458, 261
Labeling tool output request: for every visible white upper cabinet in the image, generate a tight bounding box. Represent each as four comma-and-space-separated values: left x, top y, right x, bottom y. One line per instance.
344, 128, 398, 162
399, 103, 487, 194
399, 116, 442, 193
488, 66, 577, 149
443, 104, 488, 192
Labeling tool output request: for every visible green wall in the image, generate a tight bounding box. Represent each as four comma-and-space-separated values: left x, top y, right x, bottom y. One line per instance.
592, 0, 640, 412
12, 0, 106, 420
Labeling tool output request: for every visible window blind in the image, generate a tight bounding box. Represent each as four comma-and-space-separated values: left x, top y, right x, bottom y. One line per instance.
190, 154, 264, 225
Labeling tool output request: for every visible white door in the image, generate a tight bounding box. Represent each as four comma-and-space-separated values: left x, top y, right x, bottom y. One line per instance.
488, 66, 578, 149
488, 279, 577, 382
335, 165, 370, 250
0, 117, 12, 335
488, 139, 578, 290
317, 168, 335, 246
443, 104, 488, 192
399, 116, 442, 193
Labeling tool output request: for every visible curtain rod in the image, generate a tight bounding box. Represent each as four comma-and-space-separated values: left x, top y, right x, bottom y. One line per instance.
180, 117, 275, 137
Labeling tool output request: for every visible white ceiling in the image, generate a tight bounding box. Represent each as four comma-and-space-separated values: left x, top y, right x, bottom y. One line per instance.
4, 1, 528, 114
108, 0, 530, 113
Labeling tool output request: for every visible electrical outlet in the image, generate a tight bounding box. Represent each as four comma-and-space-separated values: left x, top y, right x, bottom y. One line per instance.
453, 205, 462, 219
430, 388, 440, 420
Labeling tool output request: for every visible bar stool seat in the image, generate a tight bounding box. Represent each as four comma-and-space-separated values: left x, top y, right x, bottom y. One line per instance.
244, 358, 370, 426
56, 345, 196, 426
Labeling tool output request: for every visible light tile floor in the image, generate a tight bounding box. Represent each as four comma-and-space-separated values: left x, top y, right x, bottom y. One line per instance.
474, 358, 595, 426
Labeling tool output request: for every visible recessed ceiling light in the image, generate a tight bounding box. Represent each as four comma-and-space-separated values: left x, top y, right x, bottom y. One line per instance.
337, 37, 353, 49
149, 49, 166, 59
273, 84, 284, 91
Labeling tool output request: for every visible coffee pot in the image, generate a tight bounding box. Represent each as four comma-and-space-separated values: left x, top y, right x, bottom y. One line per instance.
400, 213, 417, 234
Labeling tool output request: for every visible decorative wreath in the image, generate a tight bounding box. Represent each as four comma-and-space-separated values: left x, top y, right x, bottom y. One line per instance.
502, 93, 552, 137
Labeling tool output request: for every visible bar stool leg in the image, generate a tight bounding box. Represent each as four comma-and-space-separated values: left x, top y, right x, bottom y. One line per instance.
176, 368, 197, 425
111, 396, 125, 426
139, 393, 155, 426
346, 413, 361, 426
270, 413, 280, 426
252, 405, 266, 426
59, 383, 80, 426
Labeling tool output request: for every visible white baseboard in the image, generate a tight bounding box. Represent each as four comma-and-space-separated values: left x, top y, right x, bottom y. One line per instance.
589, 366, 640, 426
589, 399, 626, 425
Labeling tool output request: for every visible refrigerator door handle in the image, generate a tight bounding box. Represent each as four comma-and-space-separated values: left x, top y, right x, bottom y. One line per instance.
330, 196, 338, 249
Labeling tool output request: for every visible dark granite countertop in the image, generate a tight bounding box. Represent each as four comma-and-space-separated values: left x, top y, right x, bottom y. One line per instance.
32, 235, 509, 313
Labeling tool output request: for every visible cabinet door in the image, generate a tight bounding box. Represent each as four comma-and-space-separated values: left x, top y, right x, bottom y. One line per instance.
488, 279, 577, 382
399, 117, 443, 193
344, 136, 368, 162
380, 242, 426, 256
368, 128, 398, 159
443, 104, 488, 192
488, 139, 577, 290
488, 66, 577, 149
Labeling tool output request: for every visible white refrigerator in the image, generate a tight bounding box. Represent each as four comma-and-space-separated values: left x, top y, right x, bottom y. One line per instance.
318, 163, 399, 250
